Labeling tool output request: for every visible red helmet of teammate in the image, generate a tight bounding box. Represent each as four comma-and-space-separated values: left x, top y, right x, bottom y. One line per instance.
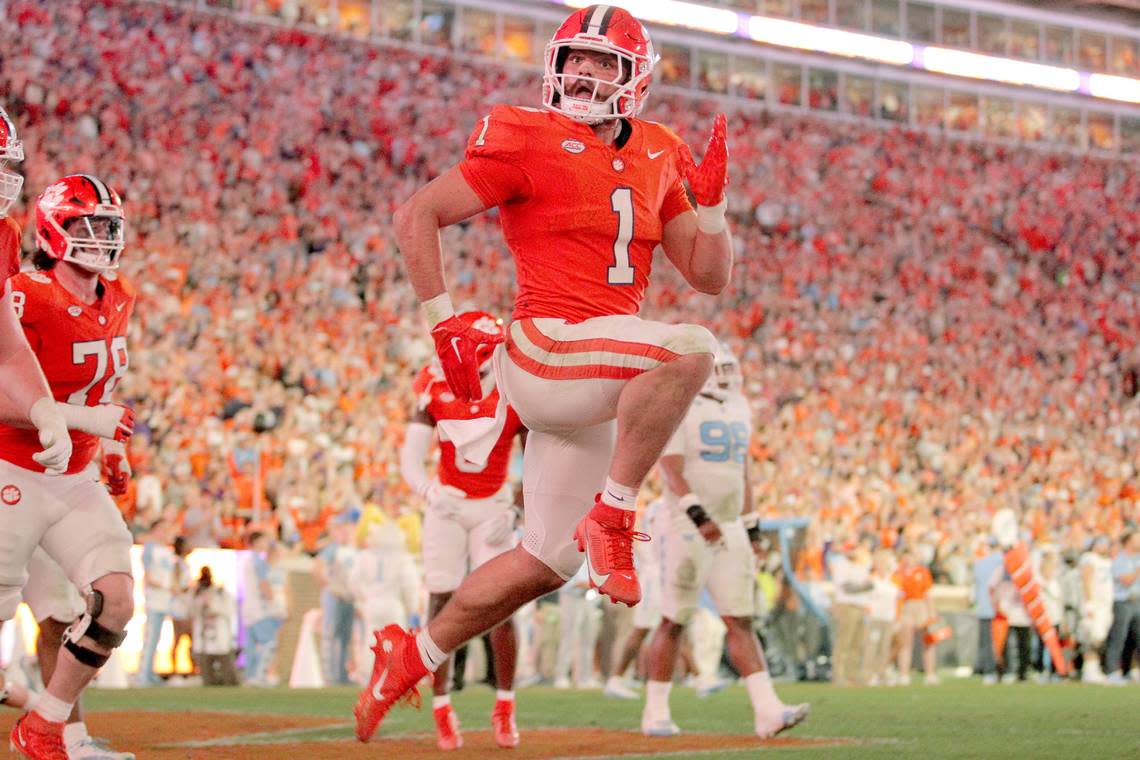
459, 310, 505, 371
34, 174, 125, 272
0, 106, 24, 218
542, 5, 658, 124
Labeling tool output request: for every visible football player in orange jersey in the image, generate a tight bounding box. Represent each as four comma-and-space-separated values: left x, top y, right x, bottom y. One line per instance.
400, 311, 527, 751
357, 5, 733, 742
4, 176, 138, 760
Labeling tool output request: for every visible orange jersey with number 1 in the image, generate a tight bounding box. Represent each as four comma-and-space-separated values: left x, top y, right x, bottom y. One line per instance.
0, 269, 135, 474
459, 105, 693, 324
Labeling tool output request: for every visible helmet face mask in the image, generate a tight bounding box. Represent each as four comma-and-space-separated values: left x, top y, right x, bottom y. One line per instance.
542, 6, 657, 125
59, 212, 125, 272
0, 106, 24, 218
0, 166, 22, 218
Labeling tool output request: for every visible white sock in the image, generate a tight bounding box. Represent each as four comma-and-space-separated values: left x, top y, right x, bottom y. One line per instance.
416, 630, 448, 673
33, 693, 73, 723
432, 694, 451, 710
496, 690, 515, 702
62, 722, 88, 745
601, 478, 638, 511
644, 680, 672, 721
744, 671, 782, 714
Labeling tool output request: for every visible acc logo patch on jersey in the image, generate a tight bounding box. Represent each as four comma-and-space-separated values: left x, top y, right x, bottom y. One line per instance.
561, 139, 586, 154
1, 485, 21, 506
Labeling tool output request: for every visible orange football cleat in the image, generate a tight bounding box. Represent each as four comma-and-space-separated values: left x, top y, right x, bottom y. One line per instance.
492, 699, 520, 749
354, 625, 428, 742
433, 703, 463, 751
10, 712, 68, 760
574, 497, 647, 607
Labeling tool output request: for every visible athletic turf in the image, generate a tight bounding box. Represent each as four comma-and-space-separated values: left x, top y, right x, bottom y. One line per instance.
82, 679, 1140, 759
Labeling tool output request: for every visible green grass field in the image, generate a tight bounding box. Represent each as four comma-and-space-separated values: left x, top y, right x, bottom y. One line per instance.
82, 678, 1140, 759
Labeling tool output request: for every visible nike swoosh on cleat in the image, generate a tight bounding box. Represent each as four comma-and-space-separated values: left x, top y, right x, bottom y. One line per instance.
584, 540, 611, 588
370, 661, 390, 700
449, 336, 463, 361
647, 149, 665, 160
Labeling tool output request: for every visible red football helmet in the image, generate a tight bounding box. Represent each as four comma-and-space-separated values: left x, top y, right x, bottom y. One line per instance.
459, 310, 505, 371
34, 174, 125, 271
542, 5, 657, 124
0, 106, 24, 218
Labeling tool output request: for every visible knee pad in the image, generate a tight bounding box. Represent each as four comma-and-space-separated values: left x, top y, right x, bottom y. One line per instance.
674, 323, 718, 357
62, 589, 127, 668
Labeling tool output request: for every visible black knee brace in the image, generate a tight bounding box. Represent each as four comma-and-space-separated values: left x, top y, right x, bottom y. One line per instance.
62, 590, 127, 668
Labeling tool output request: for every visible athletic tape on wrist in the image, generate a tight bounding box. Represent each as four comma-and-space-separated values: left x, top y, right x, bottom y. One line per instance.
696, 198, 728, 235
421, 292, 455, 329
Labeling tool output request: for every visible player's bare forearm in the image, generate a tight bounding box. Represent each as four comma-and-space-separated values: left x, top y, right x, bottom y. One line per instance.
393, 166, 490, 301
688, 227, 733, 294
0, 343, 53, 422
661, 211, 732, 295
659, 454, 693, 498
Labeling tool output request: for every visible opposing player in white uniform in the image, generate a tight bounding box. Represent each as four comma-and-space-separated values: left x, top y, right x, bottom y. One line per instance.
641, 344, 808, 739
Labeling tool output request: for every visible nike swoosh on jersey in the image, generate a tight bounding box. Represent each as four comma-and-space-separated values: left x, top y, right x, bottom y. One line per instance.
116, 302, 125, 311
584, 540, 611, 588
647, 149, 666, 160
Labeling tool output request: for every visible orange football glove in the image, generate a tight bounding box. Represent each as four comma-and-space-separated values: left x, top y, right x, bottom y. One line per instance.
680, 112, 729, 207
430, 315, 505, 402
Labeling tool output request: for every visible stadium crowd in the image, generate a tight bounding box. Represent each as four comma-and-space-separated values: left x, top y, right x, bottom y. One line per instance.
1, 0, 1138, 685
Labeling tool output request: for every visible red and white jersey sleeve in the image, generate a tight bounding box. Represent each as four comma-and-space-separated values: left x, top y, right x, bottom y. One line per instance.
414, 364, 523, 500
458, 105, 692, 324
0, 270, 135, 473
1, 217, 20, 292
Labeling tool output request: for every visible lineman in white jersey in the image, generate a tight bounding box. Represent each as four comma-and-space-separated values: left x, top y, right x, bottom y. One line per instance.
641, 344, 808, 739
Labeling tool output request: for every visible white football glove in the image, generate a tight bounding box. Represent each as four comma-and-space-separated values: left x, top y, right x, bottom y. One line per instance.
59, 402, 135, 442
29, 397, 71, 476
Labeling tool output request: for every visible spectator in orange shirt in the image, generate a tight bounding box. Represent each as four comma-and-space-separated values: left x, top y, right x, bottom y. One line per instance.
895, 548, 939, 685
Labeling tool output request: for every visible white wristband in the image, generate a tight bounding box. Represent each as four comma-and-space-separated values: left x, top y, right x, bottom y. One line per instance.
695, 198, 728, 235
678, 492, 701, 512
421, 292, 456, 329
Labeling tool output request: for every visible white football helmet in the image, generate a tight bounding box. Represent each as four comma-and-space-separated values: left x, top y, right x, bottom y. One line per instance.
702, 342, 742, 398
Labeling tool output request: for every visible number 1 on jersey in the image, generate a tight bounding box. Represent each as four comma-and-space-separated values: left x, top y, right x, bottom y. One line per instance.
475, 116, 491, 147
608, 187, 635, 285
